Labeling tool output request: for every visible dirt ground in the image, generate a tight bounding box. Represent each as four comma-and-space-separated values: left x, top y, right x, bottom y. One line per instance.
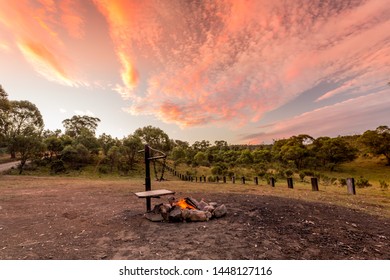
0, 176, 389, 260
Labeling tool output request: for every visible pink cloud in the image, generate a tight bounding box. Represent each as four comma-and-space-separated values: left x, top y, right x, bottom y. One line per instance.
243, 89, 390, 143
60, 0, 85, 39
95, 0, 388, 128
1, 0, 388, 135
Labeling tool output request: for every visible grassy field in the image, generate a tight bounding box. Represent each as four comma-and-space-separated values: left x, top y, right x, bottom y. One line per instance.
2, 154, 389, 218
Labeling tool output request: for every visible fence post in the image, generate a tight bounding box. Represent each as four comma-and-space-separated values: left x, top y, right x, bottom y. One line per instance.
311, 177, 319, 191
254, 177, 258, 185
223, 176, 227, 183
287, 177, 294, 189
270, 177, 275, 187
347, 178, 356, 195
232, 176, 236, 184
242, 176, 246, 184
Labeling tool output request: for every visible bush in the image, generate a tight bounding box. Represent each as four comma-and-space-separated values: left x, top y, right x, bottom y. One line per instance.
299, 172, 305, 182
356, 176, 372, 188
321, 175, 331, 185
98, 166, 109, 174
303, 170, 315, 177
379, 180, 389, 191
50, 160, 66, 174
207, 175, 216, 182
276, 169, 285, 179
285, 169, 294, 177
339, 178, 347, 186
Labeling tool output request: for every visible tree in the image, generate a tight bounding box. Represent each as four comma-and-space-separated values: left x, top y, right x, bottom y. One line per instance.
360, 126, 390, 165
192, 140, 211, 151
313, 137, 357, 171
14, 133, 45, 174
98, 133, 118, 156
273, 135, 313, 169
44, 135, 63, 160
107, 145, 120, 172
0, 85, 11, 145
120, 134, 143, 172
171, 146, 186, 166
3, 100, 44, 158
61, 143, 90, 169
252, 149, 271, 163
238, 149, 254, 164
62, 115, 101, 137
194, 151, 209, 166
134, 125, 171, 152
74, 129, 100, 155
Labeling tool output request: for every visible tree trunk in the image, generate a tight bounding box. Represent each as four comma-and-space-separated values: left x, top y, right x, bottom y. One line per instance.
19, 160, 25, 175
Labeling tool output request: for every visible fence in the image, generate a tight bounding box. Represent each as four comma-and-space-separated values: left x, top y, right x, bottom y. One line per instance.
163, 164, 358, 195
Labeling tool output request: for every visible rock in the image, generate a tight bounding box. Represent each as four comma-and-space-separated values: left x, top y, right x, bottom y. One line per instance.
145, 212, 164, 222
169, 206, 183, 222
213, 204, 227, 218
203, 205, 215, 213
197, 200, 209, 211
209, 202, 218, 208
159, 204, 172, 221
181, 209, 191, 220
186, 210, 210, 222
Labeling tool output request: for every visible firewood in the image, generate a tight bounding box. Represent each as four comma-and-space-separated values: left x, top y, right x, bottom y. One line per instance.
185, 197, 200, 209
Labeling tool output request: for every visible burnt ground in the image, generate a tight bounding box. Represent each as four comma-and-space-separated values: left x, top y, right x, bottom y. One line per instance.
0, 176, 389, 260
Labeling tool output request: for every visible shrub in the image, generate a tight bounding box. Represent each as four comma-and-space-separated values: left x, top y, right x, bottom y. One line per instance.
207, 175, 216, 182
321, 175, 331, 185
276, 169, 286, 179
379, 180, 388, 191
285, 169, 294, 177
339, 178, 347, 186
98, 166, 109, 174
50, 160, 66, 174
299, 172, 305, 182
303, 170, 315, 177
356, 176, 372, 188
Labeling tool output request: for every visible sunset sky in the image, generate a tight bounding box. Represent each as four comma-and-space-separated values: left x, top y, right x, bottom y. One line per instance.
0, 0, 389, 144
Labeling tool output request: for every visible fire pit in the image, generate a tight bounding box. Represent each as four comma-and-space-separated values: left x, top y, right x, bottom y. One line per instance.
145, 197, 227, 222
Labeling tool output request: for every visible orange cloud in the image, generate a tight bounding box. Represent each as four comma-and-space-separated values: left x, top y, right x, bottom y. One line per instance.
0, 0, 87, 87
60, 0, 85, 39
18, 40, 73, 85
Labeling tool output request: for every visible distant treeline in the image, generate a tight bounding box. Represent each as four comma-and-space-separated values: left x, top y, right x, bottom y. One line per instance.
1, 84, 389, 175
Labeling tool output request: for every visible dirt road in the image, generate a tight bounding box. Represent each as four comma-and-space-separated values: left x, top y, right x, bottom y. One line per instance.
0, 161, 20, 172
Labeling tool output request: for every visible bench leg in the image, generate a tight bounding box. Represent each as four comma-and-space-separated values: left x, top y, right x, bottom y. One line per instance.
146, 197, 151, 212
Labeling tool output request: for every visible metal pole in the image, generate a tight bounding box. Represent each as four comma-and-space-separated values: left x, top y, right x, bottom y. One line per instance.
145, 145, 151, 212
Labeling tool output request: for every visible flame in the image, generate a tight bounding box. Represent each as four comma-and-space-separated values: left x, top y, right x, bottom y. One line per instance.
175, 198, 195, 210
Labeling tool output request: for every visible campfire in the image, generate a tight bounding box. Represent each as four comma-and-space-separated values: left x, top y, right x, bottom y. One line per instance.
145, 197, 227, 222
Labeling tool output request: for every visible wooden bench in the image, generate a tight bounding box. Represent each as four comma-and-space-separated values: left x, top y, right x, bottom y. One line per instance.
135, 189, 175, 212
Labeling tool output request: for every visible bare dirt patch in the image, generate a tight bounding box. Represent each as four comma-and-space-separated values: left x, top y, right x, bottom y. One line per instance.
0, 176, 389, 260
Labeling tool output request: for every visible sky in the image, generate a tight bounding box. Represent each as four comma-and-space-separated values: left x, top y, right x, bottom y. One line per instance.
0, 0, 389, 144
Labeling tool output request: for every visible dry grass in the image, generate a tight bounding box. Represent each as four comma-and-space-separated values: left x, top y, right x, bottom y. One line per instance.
1, 174, 389, 219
